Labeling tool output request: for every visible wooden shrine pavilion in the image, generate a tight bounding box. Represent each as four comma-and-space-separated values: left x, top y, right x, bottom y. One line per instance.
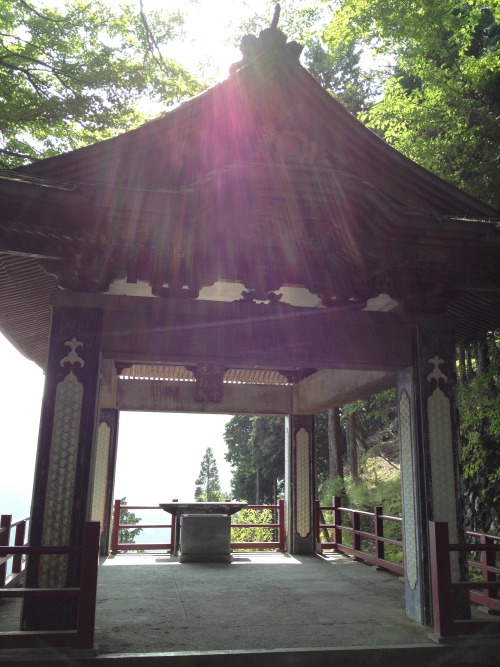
0, 19, 499, 634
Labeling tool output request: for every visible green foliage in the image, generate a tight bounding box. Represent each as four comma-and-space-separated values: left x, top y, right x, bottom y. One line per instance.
194, 447, 222, 501
0, 0, 201, 166
232, 0, 333, 47
314, 411, 330, 484
118, 497, 142, 544
319, 473, 401, 516
323, 0, 500, 208
341, 389, 396, 427
458, 341, 500, 534
224, 416, 284, 503
231, 507, 274, 547
304, 38, 378, 113
319, 473, 403, 563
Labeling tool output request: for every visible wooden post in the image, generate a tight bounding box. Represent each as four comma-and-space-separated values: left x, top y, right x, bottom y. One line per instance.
278, 499, 285, 551
0, 515, 11, 586
76, 522, 100, 649
374, 506, 385, 561
332, 496, 343, 546
13, 520, 27, 575
111, 499, 121, 554
429, 521, 455, 638
353, 511, 361, 553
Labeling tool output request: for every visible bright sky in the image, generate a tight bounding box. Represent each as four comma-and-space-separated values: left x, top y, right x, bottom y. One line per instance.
143, 0, 271, 80
0, 0, 286, 520
0, 0, 274, 521
0, 334, 234, 519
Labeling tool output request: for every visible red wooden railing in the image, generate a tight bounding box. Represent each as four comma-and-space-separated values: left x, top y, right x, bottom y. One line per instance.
0, 521, 100, 650
429, 521, 500, 639
316, 496, 404, 576
111, 500, 175, 553
467, 530, 500, 612
231, 501, 285, 551
0, 514, 29, 588
110, 499, 286, 553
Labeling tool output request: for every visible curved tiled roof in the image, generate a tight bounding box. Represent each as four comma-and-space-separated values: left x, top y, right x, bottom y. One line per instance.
1, 28, 499, 369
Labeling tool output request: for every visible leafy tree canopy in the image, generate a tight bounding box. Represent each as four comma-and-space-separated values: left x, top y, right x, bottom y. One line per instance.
323, 0, 500, 208
0, 0, 201, 167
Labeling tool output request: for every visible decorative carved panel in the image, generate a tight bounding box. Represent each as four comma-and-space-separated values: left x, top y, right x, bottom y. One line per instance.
39, 339, 85, 588
399, 390, 418, 591
295, 427, 311, 538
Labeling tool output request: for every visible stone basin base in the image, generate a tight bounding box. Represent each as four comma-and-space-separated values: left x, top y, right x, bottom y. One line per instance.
179, 513, 232, 563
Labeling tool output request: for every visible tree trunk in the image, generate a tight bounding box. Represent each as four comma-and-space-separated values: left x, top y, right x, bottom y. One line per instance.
327, 407, 344, 479
456, 342, 466, 382
465, 343, 473, 378
477, 335, 489, 372
348, 412, 359, 481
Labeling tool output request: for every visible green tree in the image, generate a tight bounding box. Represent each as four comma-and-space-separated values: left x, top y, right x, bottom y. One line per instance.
458, 334, 500, 534
323, 0, 500, 208
118, 497, 143, 544
0, 0, 201, 167
224, 416, 285, 504
304, 38, 378, 114
194, 447, 222, 501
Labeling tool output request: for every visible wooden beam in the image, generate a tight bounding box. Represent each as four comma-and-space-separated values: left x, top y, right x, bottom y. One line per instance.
292, 369, 397, 414
116, 379, 292, 415
77, 297, 416, 372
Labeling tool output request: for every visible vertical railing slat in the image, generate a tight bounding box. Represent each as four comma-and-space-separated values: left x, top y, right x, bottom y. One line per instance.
374, 506, 384, 561
12, 520, 27, 574
0, 516, 11, 587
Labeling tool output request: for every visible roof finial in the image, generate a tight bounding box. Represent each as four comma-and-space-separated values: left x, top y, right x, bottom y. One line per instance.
271, 4, 281, 30
230, 2, 303, 74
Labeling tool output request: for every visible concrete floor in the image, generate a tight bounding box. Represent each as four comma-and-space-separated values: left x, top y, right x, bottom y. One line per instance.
94, 551, 429, 653
1, 551, 499, 665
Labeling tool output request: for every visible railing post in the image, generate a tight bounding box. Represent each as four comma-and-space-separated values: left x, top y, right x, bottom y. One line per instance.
314, 500, 320, 544
111, 499, 121, 554
0, 515, 11, 587
353, 511, 361, 553
12, 520, 27, 575
374, 506, 384, 562
278, 499, 285, 550
429, 521, 455, 638
76, 521, 100, 649
482, 534, 497, 608
171, 513, 177, 553
332, 496, 342, 546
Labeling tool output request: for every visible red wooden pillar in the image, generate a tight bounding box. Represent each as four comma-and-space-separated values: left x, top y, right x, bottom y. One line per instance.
22, 305, 102, 631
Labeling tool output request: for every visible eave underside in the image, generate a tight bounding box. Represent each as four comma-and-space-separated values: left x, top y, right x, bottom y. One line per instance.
1, 252, 499, 372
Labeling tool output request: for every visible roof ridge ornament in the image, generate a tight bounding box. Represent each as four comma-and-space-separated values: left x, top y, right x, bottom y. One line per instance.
230, 3, 303, 74
271, 3, 281, 30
